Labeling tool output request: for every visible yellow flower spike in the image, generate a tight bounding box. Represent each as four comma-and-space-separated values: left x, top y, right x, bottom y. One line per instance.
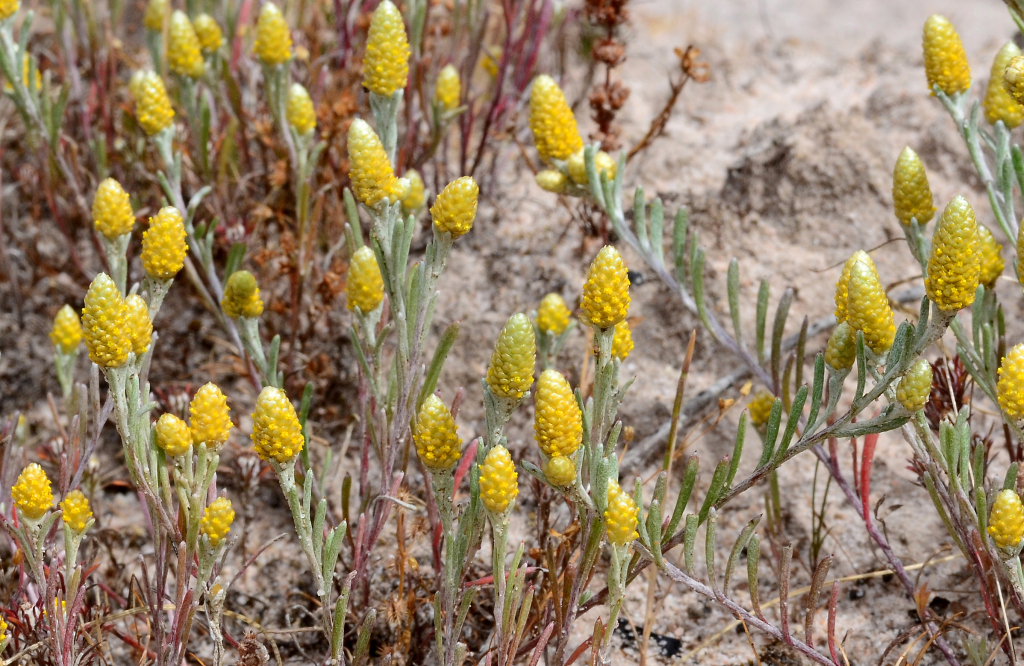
134, 71, 175, 135
824, 321, 857, 372
92, 178, 136, 240
430, 176, 479, 239
254, 2, 292, 66
486, 313, 537, 400
435, 64, 460, 112
529, 74, 583, 163
978, 225, 1004, 288
201, 497, 235, 547
363, 0, 410, 96
544, 455, 576, 487
50, 304, 82, 354
222, 270, 265, 318
141, 207, 188, 281
611, 321, 633, 361
60, 490, 92, 533
154, 413, 192, 457
748, 390, 775, 428
0, 0, 17, 21
251, 386, 305, 463
82, 273, 131, 369
143, 0, 167, 31
896, 359, 933, 412
535, 170, 567, 194
985, 43, 1024, 128
168, 11, 205, 78
347, 118, 401, 207
567, 149, 617, 186
846, 260, 896, 355
536, 293, 571, 336
1005, 55, 1024, 104
534, 369, 582, 458
414, 394, 462, 471
926, 195, 981, 312
401, 169, 425, 213
581, 245, 630, 329
480, 445, 518, 513
124, 294, 153, 355
922, 15, 971, 96
998, 343, 1024, 423
190, 383, 232, 448
286, 83, 316, 135
193, 13, 224, 53
989, 489, 1024, 549
833, 250, 871, 324
12, 463, 52, 521
892, 148, 935, 227
604, 481, 638, 547
347, 246, 384, 314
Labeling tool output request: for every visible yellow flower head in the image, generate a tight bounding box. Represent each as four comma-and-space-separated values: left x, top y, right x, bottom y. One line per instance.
567, 149, 617, 186
12, 463, 52, 521
611, 320, 633, 361
61, 490, 92, 533
82, 273, 131, 368
847, 260, 896, 355
347, 118, 401, 207
1005, 55, 1024, 104
251, 386, 305, 463
154, 413, 191, 457
141, 207, 188, 281
190, 383, 232, 448
544, 455, 575, 487
529, 74, 583, 162
0, 0, 18, 21
222, 270, 265, 319
989, 489, 1024, 549
581, 245, 630, 329
92, 178, 135, 239
435, 64, 460, 111
536, 293, 571, 336
193, 13, 224, 53
143, 0, 168, 31
985, 43, 1024, 128
999, 343, 1024, 423
134, 71, 174, 135
896, 359, 933, 412
124, 294, 153, 355
414, 394, 461, 471
926, 195, 981, 312
286, 83, 316, 135
254, 2, 292, 66
923, 15, 971, 96
534, 369, 582, 458
430, 176, 478, 239
535, 170, 568, 194
978, 225, 1004, 288
748, 390, 775, 427
834, 250, 871, 324
50, 304, 82, 354
168, 11, 205, 78
604, 481, 638, 547
824, 321, 857, 372
201, 496, 235, 547
401, 169, 426, 214
892, 147, 935, 227
347, 246, 384, 314
480, 445, 518, 513
363, 0, 409, 96
486, 313, 536, 400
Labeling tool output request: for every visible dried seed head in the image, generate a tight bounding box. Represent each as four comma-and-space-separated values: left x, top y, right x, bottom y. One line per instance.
222, 270, 265, 319
847, 260, 896, 354
92, 178, 135, 239
347, 246, 384, 314
143, 0, 167, 31
82, 273, 131, 368
61, 490, 92, 533
824, 321, 857, 372
286, 83, 316, 135
347, 118, 401, 206
926, 195, 981, 312
190, 383, 232, 448
141, 207, 188, 280
567, 149, 617, 185
611, 320, 633, 361
581, 245, 630, 329
251, 386, 304, 463
254, 2, 292, 66
430, 176, 478, 239
201, 496, 235, 547
414, 394, 461, 471
897, 359, 933, 412
0, 0, 18, 21
529, 75, 583, 162
834, 250, 871, 324
363, 0, 409, 96
748, 390, 775, 427
168, 11, 205, 78
154, 413, 192, 457
193, 13, 224, 52
985, 43, 1024, 127
124, 294, 153, 355
998, 343, 1024, 423
12, 463, 52, 521
536, 293, 571, 336
535, 170, 568, 194
534, 369, 582, 458
50, 304, 82, 354
892, 147, 935, 227
401, 169, 425, 213
480, 445, 518, 513
604, 481, 638, 546
978, 225, 1004, 288
435, 64, 460, 111
989, 489, 1024, 549
544, 455, 576, 487
486, 313, 537, 400
135, 71, 175, 135
923, 15, 971, 96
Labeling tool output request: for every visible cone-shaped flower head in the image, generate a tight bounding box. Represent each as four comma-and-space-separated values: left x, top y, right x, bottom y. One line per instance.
286, 83, 316, 135
605, 481, 638, 546
824, 321, 857, 372
201, 496, 234, 547
12, 463, 52, 521
347, 118, 401, 206
251, 386, 304, 463
82, 273, 131, 368
926, 195, 981, 312
134, 71, 174, 135
414, 394, 461, 471
1005, 55, 1024, 104
190, 383, 231, 448
748, 390, 775, 427
143, 0, 167, 31
430, 176, 478, 239
61, 490, 92, 533
896, 359, 933, 412
480, 445, 518, 513
254, 2, 291, 66
435, 64, 460, 111
168, 11, 205, 78
846, 260, 896, 355
154, 413, 192, 457
534, 369, 582, 458
990, 489, 1024, 548
611, 320, 633, 361
0, 0, 18, 21
363, 0, 409, 96
486, 313, 537, 400
834, 250, 871, 323
50, 304, 82, 354
124, 294, 153, 355
567, 149, 617, 185
985, 43, 1024, 127
999, 343, 1024, 423
92, 178, 135, 239
923, 15, 971, 96
529, 75, 583, 162
978, 225, 1004, 288
544, 455, 576, 487
401, 169, 425, 214
535, 170, 568, 194
193, 13, 224, 52
581, 245, 630, 329
222, 270, 264, 319
537, 293, 571, 336
892, 148, 935, 227
346, 246, 384, 314
141, 207, 188, 280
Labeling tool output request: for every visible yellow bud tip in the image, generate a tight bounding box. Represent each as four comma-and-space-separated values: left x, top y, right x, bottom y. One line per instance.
435, 64, 461, 111
430, 176, 479, 239
567, 149, 617, 186
985, 43, 1024, 128
251, 386, 305, 463
896, 359, 933, 412
51, 304, 83, 354
61, 490, 92, 533
926, 195, 981, 312
254, 2, 292, 66
892, 147, 935, 227
141, 207, 188, 281
989, 489, 1024, 549
978, 225, 1004, 288
0, 0, 18, 21
833, 250, 870, 323
401, 169, 426, 213
999, 343, 1024, 424
363, 0, 410, 96
347, 246, 385, 314
222, 270, 265, 319
134, 71, 175, 135
193, 13, 224, 53
414, 394, 462, 471
82, 273, 132, 368
168, 11, 205, 78
581, 245, 630, 329
534, 369, 582, 458
535, 169, 568, 194
286, 83, 316, 135
190, 383, 232, 448
124, 294, 153, 355
143, 0, 167, 31
1005, 55, 1024, 105
201, 496, 235, 547
487, 313, 537, 400
12, 463, 53, 521
92, 178, 135, 239
347, 118, 401, 206
923, 14, 971, 96
529, 74, 583, 162
846, 259, 896, 355
480, 445, 518, 513
154, 413, 192, 457
611, 320, 633, 361
604, 480, 638, 546
536, 293, 571, 336
544, 455, 576, 487
748, 390, 775, 427
824, 321, 857, 373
